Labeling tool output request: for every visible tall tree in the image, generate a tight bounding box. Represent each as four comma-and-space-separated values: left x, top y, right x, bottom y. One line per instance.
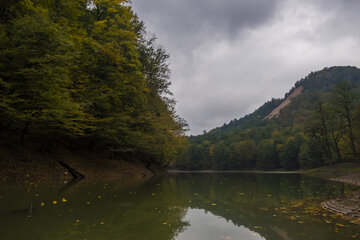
330, 81, 359, 161
0, 6, 85, 143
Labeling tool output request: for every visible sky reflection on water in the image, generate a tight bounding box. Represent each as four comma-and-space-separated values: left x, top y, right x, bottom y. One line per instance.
176, 208, 265, 240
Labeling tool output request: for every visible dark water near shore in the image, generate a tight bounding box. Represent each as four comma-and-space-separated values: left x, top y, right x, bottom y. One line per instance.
0, 173, 360, 240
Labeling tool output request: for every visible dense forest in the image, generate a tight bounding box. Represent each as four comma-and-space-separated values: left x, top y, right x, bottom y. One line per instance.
0, 0, 187, 167
2, 2, 360, 174
175, 66, 360, 170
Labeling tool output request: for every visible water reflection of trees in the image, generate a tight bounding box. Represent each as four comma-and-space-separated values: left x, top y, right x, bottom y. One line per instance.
0, 179, 189, 240
0, 173, 358, 240
163, 173, 356, 240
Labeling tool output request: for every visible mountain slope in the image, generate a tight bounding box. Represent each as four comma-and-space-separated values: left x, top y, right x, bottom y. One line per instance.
265, 86, 303, 119
175, 66, 360, 170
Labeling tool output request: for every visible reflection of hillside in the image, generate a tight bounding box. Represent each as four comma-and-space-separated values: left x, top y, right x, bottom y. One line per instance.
0, 179, 189, 240
1, 173, 359, 240
165, 173, 356, 240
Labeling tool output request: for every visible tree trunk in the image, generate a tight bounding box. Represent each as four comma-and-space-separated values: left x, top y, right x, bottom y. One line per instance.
19, 121, 30, 146
332, 133, 342, 163
58, 160, 85, 180
347, 116, 358, 162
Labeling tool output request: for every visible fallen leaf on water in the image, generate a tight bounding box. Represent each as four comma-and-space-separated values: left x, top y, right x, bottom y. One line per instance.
350, 218, 360, 224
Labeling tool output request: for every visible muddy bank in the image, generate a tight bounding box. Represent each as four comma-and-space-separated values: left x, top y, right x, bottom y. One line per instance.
315, 168, 360, 223
329, 174, 360, 186
321, 190, 360, 223
0, 141, 165, 183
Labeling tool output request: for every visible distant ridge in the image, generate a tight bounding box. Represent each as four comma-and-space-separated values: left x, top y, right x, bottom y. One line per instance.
176, 66, 360, 171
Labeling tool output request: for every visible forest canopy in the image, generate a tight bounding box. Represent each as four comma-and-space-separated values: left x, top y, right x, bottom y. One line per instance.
0, 0, 187, 166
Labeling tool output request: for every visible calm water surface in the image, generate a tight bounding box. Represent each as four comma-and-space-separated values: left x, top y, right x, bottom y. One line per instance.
0, 173, 360, 240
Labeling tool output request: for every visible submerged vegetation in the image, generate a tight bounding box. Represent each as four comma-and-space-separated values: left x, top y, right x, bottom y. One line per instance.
0, 0, 187, 169
175, 67, 360, 170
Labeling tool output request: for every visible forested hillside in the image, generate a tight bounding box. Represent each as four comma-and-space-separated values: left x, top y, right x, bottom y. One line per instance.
175, 66, 360, 170
0, 0, 187, 169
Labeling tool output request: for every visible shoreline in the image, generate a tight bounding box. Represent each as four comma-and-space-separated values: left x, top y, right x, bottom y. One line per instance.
2, 150, 360, 224
305, 163, 360, 223
321, 176, 360, 224
0, 141, 165, 183
167, 169, 303, 174
171, 165, 360, 224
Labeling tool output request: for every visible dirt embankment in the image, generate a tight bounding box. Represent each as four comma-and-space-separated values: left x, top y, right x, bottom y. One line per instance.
0, 138, 165, 183
265, 86, 303, 119
308, 163, 360, 223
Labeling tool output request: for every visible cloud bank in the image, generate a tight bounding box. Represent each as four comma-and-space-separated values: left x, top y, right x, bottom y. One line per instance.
132, 0, 360, 135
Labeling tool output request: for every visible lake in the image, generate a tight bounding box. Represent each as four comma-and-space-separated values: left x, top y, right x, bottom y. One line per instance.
0, 173, 359, 240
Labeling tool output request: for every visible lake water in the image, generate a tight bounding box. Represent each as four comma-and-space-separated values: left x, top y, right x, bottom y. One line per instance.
0, 173, 360, 240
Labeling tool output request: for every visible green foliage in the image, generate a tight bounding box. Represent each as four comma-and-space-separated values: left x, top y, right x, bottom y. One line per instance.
175, 67, 360, 170
0, 0, 187, 165
256, 139, 279, 169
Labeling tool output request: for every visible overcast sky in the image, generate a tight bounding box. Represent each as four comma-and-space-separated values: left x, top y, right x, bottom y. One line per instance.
131, 0, 360, 135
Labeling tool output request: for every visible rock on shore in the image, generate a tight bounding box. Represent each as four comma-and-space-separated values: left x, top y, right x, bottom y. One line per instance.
321, 174, 360, 223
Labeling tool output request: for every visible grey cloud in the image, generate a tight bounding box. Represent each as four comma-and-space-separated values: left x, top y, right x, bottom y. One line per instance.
131, 0, 360, 135
299, 0, 360, 42
133, 0, 281, 48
